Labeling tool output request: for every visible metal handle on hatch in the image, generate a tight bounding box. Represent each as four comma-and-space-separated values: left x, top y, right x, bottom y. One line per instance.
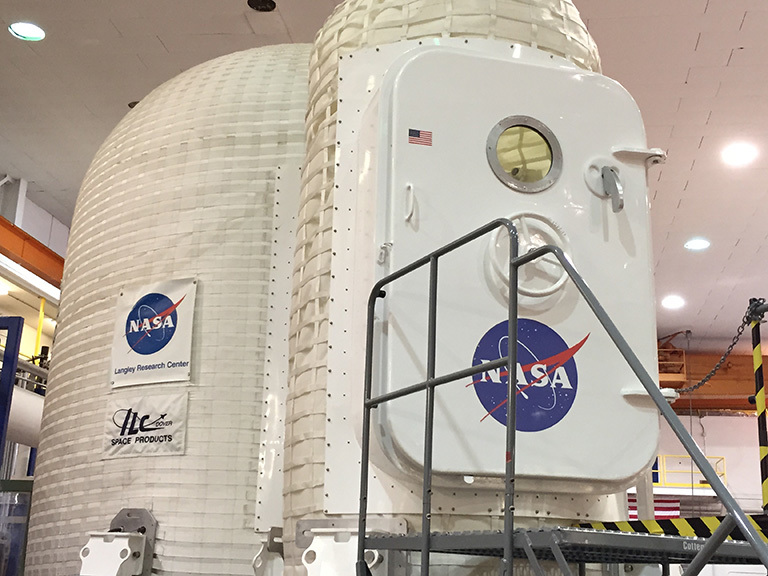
405, 183, 415, 222
601, 166, 624, 213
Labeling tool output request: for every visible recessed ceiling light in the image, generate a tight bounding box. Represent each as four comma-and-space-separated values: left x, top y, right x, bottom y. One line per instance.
684, 237, 710, 251
247, 0, 276, 11
0, 285, 8, 296
8, 22, 45, 42
721, 142, 758, 167
661, 295, 685, 310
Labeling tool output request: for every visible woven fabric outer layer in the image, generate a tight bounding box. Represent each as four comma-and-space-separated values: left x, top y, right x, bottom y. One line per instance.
25, 44, 311, 576
285, 0, 599, 573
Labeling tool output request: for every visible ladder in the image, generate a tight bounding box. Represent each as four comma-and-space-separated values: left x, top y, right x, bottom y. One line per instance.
355, 218, 768, 576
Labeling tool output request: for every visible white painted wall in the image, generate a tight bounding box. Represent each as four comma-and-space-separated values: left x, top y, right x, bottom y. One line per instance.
19, 199, 69, 258
658, 413, 763, 512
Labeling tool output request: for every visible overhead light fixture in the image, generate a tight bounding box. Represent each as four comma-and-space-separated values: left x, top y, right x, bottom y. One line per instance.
721, 142, 758, 167
684, 237, 710, 251
0, 254, 60, 305
8, 22, 45, 41
661, 295, 685, 310
247, 0, 276, 11
0, 285, 9, 296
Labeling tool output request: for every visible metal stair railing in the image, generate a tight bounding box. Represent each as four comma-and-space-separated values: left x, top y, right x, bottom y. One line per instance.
548, 242, 768, 575
355, 218, 519, 576
355, 218, 768, 576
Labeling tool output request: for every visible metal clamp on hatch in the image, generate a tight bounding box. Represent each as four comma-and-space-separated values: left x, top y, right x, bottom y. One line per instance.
585, 148, 665, 213
601, 166, 624, 213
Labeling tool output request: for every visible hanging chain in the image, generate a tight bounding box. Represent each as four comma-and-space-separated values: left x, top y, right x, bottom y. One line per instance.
677, 298, 766, 394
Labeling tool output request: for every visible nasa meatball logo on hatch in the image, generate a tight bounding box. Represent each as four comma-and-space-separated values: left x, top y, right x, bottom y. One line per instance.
110, 278, 197, 387
470, 319, 589, 432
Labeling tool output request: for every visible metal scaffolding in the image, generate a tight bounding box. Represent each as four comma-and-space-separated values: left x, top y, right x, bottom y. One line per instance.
355, 219, 768, 576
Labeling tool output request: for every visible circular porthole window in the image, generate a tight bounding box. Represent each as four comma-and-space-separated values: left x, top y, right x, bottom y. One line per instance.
487, 116, 562, 193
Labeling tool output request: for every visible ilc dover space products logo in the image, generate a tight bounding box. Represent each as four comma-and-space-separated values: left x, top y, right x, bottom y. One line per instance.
469, 319, 589, 432
111, 406, 174, 445
103, 393, 188, 458
125, 293, 186, 355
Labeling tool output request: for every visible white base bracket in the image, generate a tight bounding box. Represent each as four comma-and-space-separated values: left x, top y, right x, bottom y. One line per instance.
298, 519, 406, 576
79, 532, 146, 576
79, 508, 156, 576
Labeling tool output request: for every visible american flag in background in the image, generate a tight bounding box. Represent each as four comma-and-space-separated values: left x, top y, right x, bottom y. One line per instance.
627, 495, 680, 520
408, 128, 432, 146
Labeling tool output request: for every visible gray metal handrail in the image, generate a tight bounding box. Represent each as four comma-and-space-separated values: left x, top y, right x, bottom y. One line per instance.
356, 218, 519, 576
355, 220, 768, 576
542, 243, 768, 573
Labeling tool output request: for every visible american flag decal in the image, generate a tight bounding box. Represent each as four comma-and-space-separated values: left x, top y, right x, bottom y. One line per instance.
408, 129, 432, 146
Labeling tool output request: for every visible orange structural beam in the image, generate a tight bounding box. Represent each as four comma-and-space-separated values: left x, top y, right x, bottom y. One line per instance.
663, 352, 763, 412
0, 217, 63, 288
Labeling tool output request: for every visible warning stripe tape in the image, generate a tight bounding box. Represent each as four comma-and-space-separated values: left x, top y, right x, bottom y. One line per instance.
752, 320, 768, 512
579, 514, 768, 542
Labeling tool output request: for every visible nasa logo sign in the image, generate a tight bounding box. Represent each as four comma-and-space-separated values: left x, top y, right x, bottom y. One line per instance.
111, 278, 196, 387
125, 293, 185, 355
469, 319, 589, 432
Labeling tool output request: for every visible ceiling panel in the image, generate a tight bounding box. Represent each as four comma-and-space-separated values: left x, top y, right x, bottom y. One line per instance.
578, 0, 768, 354
0, 0, 767, 357
0, 0, 331, 224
